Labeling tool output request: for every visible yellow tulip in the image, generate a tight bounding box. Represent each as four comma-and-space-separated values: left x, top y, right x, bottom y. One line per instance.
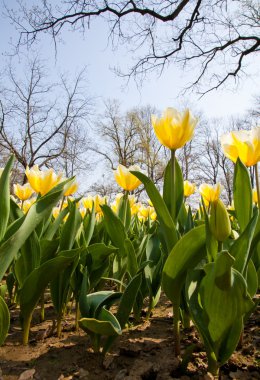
114, 164, 142, 191
131, 202, 141, 215
82, 195, 94, 210
79, 208, 87, 218
64, 181, 78, 197
151, 108, 198, 150
13, 183, 35, 201
221, 127, 260, 167
199, 183, 222, 206
128, 195, 137, 207
94, 195, 107, 213
253, 188, 258, 205
21, 197, 37, 213
184, 180, 196, 197
25, 165, 62, 196
138, 205, 156, 221
52, 207, 60, 219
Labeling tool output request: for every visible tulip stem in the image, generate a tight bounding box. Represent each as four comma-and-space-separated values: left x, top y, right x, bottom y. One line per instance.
171, 150, 176, 222
255, 163, 260, 206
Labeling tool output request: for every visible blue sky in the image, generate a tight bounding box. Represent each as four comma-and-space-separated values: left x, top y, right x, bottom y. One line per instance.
1, 1, 259, 121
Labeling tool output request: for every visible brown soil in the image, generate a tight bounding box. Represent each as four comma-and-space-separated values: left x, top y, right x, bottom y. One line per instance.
0, 296, 259, 380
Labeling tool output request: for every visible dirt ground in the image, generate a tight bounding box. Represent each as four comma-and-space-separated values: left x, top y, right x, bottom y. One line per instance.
0, 295, 259, 380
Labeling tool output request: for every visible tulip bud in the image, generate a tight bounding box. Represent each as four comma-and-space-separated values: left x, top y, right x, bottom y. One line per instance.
209, 199, 231, 242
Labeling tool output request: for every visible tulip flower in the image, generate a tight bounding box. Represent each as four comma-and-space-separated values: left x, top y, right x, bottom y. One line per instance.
199, 183, 222, 206
64, 181, 78, 197
151, 108, 198, 151
184, 180, 196, 197
253, 188, 258, 205
25, 165, 62, 196
114, 164, 142, 191
13, 183, 35, 201
82, 195, 94, 211
131, 202, 141, 215
52, 207, 60, 219
94, 195, 107, 213
220, 127, 260, 167
79, 208, 87, 218
21, 197, 37, 213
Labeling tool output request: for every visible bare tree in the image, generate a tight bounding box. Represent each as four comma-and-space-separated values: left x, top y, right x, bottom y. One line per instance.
0, 56, 92, 179
91, 100, 167, 187
6, 1, 260, 93
128, 105, 166, 184
91, 99, 139, 169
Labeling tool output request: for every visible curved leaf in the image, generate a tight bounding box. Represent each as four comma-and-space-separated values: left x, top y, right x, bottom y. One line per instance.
0, 178, 74, 281
19, 248, 79, 323
131, 170, 177, 252
0, 155, 14, 242
233, 158, 253, 232
163, 158, 184, 223
0, 295, 10, 346
162, 225, 206, 304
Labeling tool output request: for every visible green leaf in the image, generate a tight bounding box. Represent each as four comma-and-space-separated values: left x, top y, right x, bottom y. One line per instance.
131, 171, 178, 252
9, 197, 24, 222
0, 178, 74, 281
124, 239, 138, 277
118, 194, 131, 231
83, 205, 96, 246
40, 239, 59, 263
81, 291, 121, 318
59, 203, 82, 251
103, 272, 142, 354
44, 207, 69, 240
202, 198, 217, 262
116, 272, 142, 328
80, 308, 121, 336
246, 259, 258, 298
231, 209, 259, 275
186, 253, 255, 371
85, 243, 117, 271
145, 234, 163, 297
19, 248, 79, 325
163, 158, 184, 223
185, 269, 216, 363
14, 231, 41, 288
233, 158, 253, 232
200, 251, 254, 363
0, 155, 14, 242
101, 205, 127, 251
162, 225, 206, 304
0, 295, 10, 346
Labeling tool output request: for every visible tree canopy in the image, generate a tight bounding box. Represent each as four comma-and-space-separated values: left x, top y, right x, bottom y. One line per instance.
7, 0, 260, 94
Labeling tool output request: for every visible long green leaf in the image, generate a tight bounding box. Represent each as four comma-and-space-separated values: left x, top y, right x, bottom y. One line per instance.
131, 171, 178, 252
15, 231, 41, 288
19, 248, 79, 323
162, 225, 206, 304
0, 295, 10, 346
0, 155, 14, 242
231, 209, 259, 274
0, 178, 74, 281
101, 205, 126, 251
233, 158, 253, 232
163, 158, 184, 223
